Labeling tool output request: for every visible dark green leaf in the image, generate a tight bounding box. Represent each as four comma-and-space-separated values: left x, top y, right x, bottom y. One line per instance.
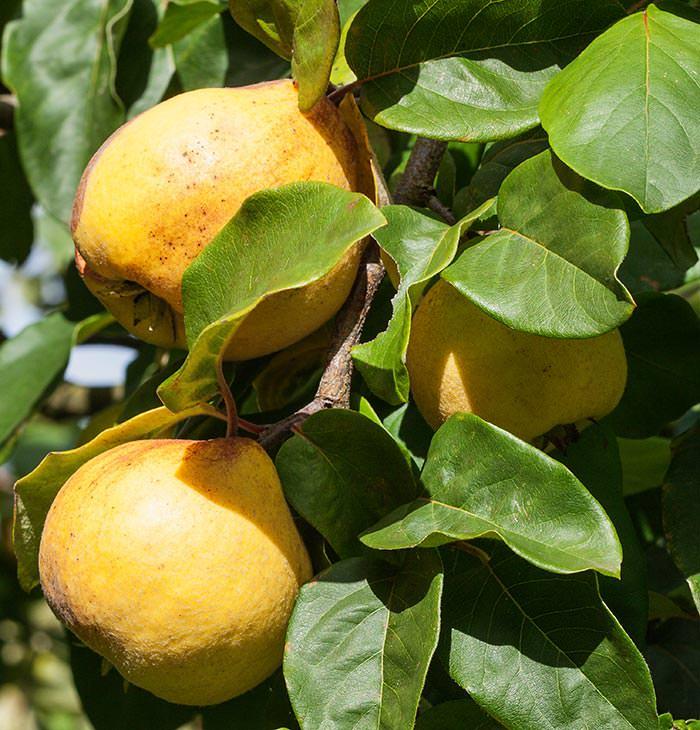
540, 6, 700, 213
223, 13, 290, 86
3, 0, 132, 223
642, 196, 700, 272
229, 0, 299, 57
174, 12, 229, 89
444, 151, 634, 338
663, 426, 700, 612
416, 699, 502, 729
0, 314, 75, 448
443, 545, 659, 730
346, 0, 624, 140
646, 619, 700, 720
158, 183, 384, 411
363, 414, 622, 578
0, 130, 34, 264
150, 0, 225, 47
116, 0, 176, 117
382, 402, 433, 471
353, 200, 493, 404
620, 220, 687, 296
618, 436, 672, 496
200, 671, 298, 729
70, 639, 195, 730
285, 551, 443, 730
453, 128, 548, 215
607, 293, 700, 438
276, 409, 417, 559
555, 424, 648, 647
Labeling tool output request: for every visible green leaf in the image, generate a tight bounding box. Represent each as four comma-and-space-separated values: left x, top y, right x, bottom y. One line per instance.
158, 183, 385, 412
173, 12, 229, 89
13, 404, 222, 591
620, 220, 687, 296
453, 128, 548, 215
0, 130, 33, 264
382, 403, 433, 471
223, 12, 290, 86
607, 293, 700, 438
291, 0, 340, 111
329, 0, 368, 85
641, 196, 700, 272
353, 199, 494, 404
362, 414, 622, 578
618, 436, 671, 496
276, 409, 417, 559
416, 699, 502, 729
540, 5, 700, 213
646, 619, 700, 720
0, 314, 75, 449
2, 0, 133, 223
555, 424, 648, 647
229, 0, 299, 57
345, 0, 625, 140
443, 545, 659, 730
229, 0, 337, 108
284, 551, 443, 730
116, 0, 176, 118
443, 150, 634, 338
150, 0, 225, 47
663, 426, 700, 612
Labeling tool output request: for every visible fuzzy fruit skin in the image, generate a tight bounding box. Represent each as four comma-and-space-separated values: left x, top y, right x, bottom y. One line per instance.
72, 79, 361, 360
38, 438, 312, 706
407, 281, 628, 442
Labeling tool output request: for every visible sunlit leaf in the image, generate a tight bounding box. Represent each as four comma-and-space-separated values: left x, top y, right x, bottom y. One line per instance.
444, 151, 634, 337
363, 414, 622, 578
540, 5, 700, 213
158, 183, 385, 412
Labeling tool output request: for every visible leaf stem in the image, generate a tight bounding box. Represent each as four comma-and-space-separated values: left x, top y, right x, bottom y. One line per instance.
327, 80, 362, 105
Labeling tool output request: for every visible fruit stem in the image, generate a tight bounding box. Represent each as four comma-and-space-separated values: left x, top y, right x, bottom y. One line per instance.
216, 356, 238, 438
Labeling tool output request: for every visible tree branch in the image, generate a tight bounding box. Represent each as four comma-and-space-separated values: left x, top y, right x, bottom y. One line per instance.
258, 244, 384, 452
393, 138, 448, 207
258, 137, 448, 452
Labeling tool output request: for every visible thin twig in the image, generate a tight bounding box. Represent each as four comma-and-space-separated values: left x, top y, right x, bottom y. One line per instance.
626, 0, 650, 13
257, 136, 448, 453
393, 138, 448, 207
258, 244, 385, 453
427, 195, 457, 225
327, 80, 362, 105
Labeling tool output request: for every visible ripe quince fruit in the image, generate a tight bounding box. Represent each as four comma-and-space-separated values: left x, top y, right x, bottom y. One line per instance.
72, 80, 365, 359
407, 281, 628, 442
39, 437, 312, 705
